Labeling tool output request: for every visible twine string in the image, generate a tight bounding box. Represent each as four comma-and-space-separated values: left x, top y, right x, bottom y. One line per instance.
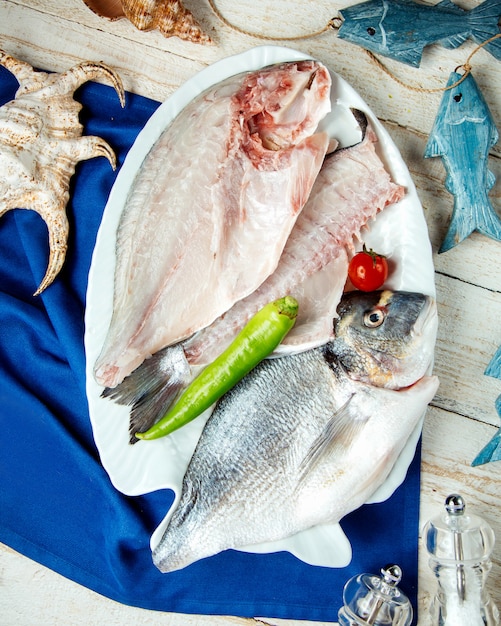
207, 0, 338, 41
207, 0, 501, 93
367, 33, 501, 93
366, 51, 468, 93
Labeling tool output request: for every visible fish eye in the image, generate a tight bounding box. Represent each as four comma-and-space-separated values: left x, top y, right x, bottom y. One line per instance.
453, 93, 462, 103
364, 307, 386, 328
367, 26, 376, 36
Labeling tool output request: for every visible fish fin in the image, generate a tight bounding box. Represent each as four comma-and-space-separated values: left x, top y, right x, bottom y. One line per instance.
386, 47, 424, 68
487, 169, 497, 192
485, 346, 501, 378
101, 344, 191, 444
297, 394, 364, 486
436, 0, 466, 12
440, 196, 501, 253
439, 33, 470, 50
424, 134, 445, 159
469, 0, 501, 62
471, 427, 501, 466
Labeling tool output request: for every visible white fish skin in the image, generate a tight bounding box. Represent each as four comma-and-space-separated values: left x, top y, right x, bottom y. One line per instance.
152, 290, 439, 573
94, 61, 332, 388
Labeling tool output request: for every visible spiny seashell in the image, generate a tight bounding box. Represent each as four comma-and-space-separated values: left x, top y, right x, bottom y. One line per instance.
0, 50, 125, 295
83, 0, 211, 44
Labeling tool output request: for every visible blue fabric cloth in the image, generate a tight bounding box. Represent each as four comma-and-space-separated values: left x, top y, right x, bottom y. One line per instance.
0, 64, 421, 623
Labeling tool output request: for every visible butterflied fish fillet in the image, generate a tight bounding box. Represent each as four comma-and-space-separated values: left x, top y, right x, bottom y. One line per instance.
184, 123, 405, 364
94, 60, 332, 388
152, 290, 439, 572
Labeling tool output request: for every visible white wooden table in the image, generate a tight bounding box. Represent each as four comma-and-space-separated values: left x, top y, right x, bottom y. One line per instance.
1, 1, 500, 624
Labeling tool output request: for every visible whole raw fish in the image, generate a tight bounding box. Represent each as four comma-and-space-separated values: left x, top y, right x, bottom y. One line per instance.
152, 290, 439, 573
337, 0, 501, 68
424, 71, 501, 253
94, 60, 331, 388
104, 121, 406, 441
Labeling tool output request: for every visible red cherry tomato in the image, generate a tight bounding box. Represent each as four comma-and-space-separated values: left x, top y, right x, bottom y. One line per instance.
348, 245, 388, 292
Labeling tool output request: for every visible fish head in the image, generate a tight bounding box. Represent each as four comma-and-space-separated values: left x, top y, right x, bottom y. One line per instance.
437, 72, 495, 127
330, 290, 437, 389
241, 60, 332, 151
338, 1, 392, 55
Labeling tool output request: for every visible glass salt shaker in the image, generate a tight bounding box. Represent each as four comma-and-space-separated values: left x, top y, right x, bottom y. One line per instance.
424, 494, 499, 625
337, 563, 413, 625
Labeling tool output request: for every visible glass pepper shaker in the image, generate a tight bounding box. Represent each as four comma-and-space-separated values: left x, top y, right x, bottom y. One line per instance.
424, 494, 499, 625
337, 563, 413, 625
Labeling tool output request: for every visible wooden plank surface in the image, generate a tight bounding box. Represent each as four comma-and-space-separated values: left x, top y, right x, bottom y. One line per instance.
1, 0, 500, 624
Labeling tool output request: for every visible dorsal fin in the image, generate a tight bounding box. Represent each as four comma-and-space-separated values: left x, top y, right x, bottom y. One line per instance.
436, 0, 466, 13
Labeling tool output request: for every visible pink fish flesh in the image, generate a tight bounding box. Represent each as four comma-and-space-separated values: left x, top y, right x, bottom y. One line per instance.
94, 61, 332, 388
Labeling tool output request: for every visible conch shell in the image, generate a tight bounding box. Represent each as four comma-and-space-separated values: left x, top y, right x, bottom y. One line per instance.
0, 50, 125, 295
83, 0, 211, 43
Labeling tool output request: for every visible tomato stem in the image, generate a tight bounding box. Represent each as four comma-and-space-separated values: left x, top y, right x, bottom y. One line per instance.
362, 243, 386, 266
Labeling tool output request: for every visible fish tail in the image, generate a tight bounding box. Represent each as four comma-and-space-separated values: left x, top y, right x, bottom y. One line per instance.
469, 0, 501, 61
153, 526, 199, 573
153, 485, 212, 572
440, 195, 501, 253
101, 344, 191, 444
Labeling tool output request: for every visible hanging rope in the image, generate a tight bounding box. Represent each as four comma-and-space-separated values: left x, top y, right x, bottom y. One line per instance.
207, 0, 338, 41
207, 0, 501, 93
366, 33, 501, 93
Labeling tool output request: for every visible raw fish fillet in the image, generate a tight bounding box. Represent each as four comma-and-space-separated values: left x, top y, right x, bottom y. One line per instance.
184, 124, 405, 365
94, 61, 332, 388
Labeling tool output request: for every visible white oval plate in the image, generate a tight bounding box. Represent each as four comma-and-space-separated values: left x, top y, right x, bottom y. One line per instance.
84, 45, 436, 568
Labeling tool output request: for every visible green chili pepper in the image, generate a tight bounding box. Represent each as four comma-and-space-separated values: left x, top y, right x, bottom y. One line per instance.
135, 295, 298, 441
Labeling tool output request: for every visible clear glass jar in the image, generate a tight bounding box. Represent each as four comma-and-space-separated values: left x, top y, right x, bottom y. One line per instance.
424, 494, 499, 625
338, 564, 413, 625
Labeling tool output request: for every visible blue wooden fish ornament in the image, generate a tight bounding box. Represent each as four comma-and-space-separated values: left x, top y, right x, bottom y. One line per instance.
485, 345, 501, 379
424, 71, 501, 253
472, 347, 501, 466
337, 0, 501, 68
471, 397, 501, 466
